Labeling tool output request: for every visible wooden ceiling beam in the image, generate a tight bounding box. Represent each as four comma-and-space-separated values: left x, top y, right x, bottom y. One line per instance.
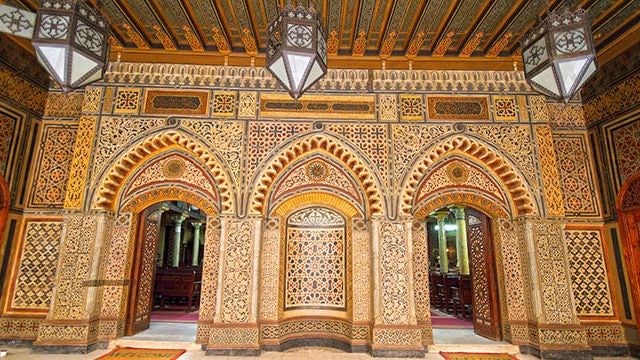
375, 0, 396, 50
403, 0, 431, 58
456, 0, 496, 55
429, 0, 461, 54
480, 0, 526, 54
115, 0, 173, 50
110, 46, 522, 70
504, 0, 564, 56
176, 0, 208, 51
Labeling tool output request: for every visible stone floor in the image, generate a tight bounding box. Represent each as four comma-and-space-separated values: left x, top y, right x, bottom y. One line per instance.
0, 323, 633, 359
0, 347, 635, 360
122, 322, 498, 345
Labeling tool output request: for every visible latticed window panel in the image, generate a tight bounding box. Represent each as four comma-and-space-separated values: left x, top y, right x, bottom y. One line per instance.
285, 207, 346, 310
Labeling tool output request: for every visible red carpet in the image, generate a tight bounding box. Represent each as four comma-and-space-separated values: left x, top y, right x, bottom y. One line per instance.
431, 310, 474, 329
150, 311, 199, 323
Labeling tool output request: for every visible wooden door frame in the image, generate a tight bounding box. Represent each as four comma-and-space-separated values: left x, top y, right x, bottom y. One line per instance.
0, 176, 9, 235
616, 172, 640, 334
125, 204, 162, 336
466, 207, 502, 341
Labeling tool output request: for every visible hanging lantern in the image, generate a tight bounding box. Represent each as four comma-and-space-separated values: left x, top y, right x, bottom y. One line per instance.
522, 8, 597, 102
266, 3, 327, 99
31, 0, 109, 91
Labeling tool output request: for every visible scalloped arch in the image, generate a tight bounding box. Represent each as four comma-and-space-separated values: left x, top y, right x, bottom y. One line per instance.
250, 134, 384, 216
94, 130, 234, 213
401, 135, 536, 217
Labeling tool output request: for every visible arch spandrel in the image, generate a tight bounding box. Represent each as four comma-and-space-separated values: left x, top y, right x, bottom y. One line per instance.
249, 134, 386, 217
412, 156, 513, 218
92, 130, 235, 214
400, 135, 537, 218
267, 154, 367, 217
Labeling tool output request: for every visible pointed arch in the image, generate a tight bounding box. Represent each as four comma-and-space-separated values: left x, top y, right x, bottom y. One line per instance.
617, 172, 640, 212
400, 135, 536, 217
93, 130, 234, 213
250, 134, 385, 216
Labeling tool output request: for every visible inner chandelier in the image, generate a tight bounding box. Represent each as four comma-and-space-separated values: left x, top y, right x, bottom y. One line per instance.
265, 2, 328, 100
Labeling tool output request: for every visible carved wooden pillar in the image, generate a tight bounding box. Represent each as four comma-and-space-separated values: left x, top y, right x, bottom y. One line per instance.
411, 220, 433, 348
258, 217, 281, 349
371, 217, 423, 357
35, 211, 114, 352
521, 218, 591, 359
351, 217, 372, 350
196, 216, 221, 344
204, 216, 261, 356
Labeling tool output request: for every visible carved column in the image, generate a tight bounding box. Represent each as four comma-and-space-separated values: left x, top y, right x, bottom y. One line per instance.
450, 206, 469, 275
521, 218, 590, 358
352, 217, 372, 350
196, 217, 221, 344
35, 211, 114, 351
412, 221, 433, 347
191, 221, 203, 266
258, 217, 281, 350
432, 211, 450, 273
205, 216, 261, 356
371, 217, 423, 357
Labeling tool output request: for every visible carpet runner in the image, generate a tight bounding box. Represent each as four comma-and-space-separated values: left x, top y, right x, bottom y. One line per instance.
96, 347, 185, 359
150, 311, 198, 323
431, 310, 474, 329
440, 353, 518, 360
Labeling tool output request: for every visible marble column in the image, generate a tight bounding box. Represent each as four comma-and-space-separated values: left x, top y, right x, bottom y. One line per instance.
172, 214, 188, 267
432, 211, 450, 273
449, 206, 469, 275
191, 222, 203, 266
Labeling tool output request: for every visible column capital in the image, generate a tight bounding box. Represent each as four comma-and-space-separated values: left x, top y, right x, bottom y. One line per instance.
430, 210, 450, 222
448, 205, 465, 220
191, 221, 204, 229
174, 214, 188, 225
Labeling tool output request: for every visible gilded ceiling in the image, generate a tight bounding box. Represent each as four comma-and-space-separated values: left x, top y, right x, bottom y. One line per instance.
5, 0, 640, 69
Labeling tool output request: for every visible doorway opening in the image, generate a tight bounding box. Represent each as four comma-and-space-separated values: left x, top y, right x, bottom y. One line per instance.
426, 205, 502, 345
124, 201, 207, 343
617, 173, 640, 336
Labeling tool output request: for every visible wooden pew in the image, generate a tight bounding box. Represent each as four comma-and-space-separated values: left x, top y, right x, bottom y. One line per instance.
153, 268, 202, 311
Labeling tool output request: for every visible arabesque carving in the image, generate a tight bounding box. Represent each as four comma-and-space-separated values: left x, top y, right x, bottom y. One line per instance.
94, 131, 234, 213
401, 136, 536, 217
251, 135, 384, 216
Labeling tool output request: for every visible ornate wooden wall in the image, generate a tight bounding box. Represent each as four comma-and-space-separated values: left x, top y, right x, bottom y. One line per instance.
582, 41, 640, 356
0, 38, 633, 357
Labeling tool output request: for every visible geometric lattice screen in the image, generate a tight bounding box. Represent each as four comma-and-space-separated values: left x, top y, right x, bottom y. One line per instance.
285, 207, 346, 310
11, 221, 63, 310
565, 229, 614, 317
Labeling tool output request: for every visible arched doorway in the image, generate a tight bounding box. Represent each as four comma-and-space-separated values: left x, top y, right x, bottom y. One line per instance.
425, 205, 502, 342
404, 145, 536, 348
617, 172, 640, 335
125, 201, 208, 339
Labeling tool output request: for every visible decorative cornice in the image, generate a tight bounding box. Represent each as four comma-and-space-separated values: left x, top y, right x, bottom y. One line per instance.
103, 62, 533, 93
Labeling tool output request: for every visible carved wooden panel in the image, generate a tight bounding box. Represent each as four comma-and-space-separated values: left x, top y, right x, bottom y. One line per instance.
126, 208, 160, 335
466, 209, 501, 341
